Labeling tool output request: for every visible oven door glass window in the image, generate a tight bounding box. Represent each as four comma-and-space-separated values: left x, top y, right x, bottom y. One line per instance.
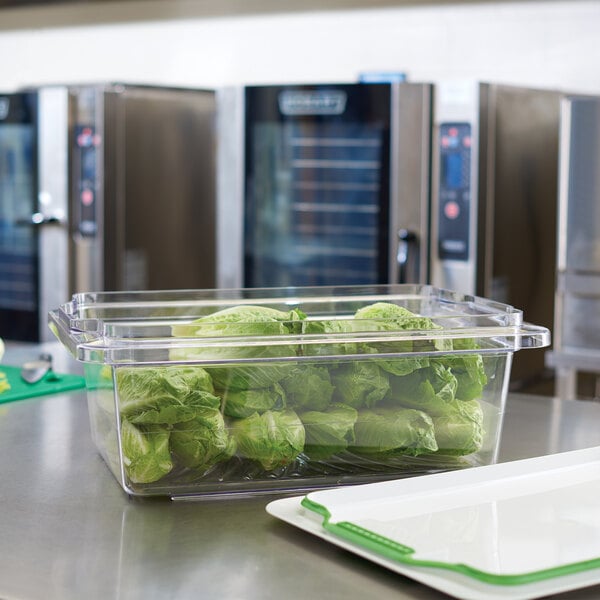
245, 120, 388, 287
0, 122, 39, 341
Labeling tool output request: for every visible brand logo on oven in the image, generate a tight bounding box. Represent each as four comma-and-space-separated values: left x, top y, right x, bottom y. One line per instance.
278, 91, 347, 115
0, 98, 9, 120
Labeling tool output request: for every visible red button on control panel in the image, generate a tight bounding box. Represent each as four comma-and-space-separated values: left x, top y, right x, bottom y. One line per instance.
81, 189, 94, 206
444, 201, 460, 219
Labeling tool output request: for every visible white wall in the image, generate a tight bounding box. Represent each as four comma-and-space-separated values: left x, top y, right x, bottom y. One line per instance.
1, 1, 600, 94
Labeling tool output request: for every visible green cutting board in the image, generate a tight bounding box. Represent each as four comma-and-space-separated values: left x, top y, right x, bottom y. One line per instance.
0, 365, 86, 404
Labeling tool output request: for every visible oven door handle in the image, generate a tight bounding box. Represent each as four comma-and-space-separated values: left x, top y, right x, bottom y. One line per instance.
16, 211, 67, 227
397, 228, 419, 284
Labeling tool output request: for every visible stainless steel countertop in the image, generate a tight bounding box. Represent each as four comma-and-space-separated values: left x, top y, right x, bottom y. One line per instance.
1, 344, 600, 600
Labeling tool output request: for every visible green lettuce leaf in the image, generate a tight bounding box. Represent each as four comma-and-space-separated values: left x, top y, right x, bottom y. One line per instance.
301, 318, 359, 356
434, 338, 488, 401
386, 363, 458, 414
433, 400, 484, 456
121, 420, 173, 484
170, 305, 305, 389
331, 361, 390, 409
279, 365, 335, 411
231, 410, 305, 470
387, 362, 484, 457
354, 302, 451, 377
351, 407, 438, 457
355, 302, 452, 350
170, 407, 236, 470
300, 404, 358, 460
202, 362, 296, 391
117, 366, 219, 424
220, 382, 286, 418
355, 302, 439, 330
171, 305, 306, 337
376, 355, 432, 377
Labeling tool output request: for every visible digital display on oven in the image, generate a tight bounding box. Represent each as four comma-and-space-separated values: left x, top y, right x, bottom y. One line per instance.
442, 152, 464, 190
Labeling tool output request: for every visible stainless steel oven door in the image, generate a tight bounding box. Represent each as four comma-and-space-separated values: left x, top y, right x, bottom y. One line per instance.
37, 87, 69, 341
217, 82, 432, 289
0, 88, 69, 342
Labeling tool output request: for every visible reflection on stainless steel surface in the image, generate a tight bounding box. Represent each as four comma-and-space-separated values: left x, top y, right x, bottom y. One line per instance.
1, 342, 600, 600
547, 95, 600, 400
0, 396, 597, 599
497, 395, 600, 462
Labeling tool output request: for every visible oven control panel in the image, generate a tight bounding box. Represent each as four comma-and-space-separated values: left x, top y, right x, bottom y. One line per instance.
437, 122, 471, 262
74, 124, 100, 237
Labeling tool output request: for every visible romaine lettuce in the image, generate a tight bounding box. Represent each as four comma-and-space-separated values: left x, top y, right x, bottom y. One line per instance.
301, 318, 358, 355
355, 302, 451, 350
385, 362, 485, 455
354, 302, 451, 376
300, 404, 358, 460
355, 302, 438, 330
204, 362, 296, 391
113, 300, 493, 486
116, 366, 220, 425
220, 382, 286, 418
433, 400, 484, 456
433, 338, 488, 401
121, 420, 173, 484
170, 305, 306, 389
386, 362, 459, 414
231, 410, 305, 470
330, 360, 390, 409
279, 365, 334, 411
171, 305, 306, 338
376, 355, 432, 377
351, 407, 438, 457
170, 406, 236, 470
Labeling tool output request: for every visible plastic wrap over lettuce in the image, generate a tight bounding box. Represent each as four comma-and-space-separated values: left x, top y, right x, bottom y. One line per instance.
110, 301, 492, 487
116, 366, 235, 482
330, 361, 390, 409
231, 410, 305, 470
170, 305, 306, 389
171, 305, 306, 338
220, 383, 286, 418
120, 420, 173, 484
352, 408, 438, 457
300, 404, 358, 460
117, 366, 217, 420
354, 302, 451, 376
279, 365, 334, 411
170, 407, 237, 470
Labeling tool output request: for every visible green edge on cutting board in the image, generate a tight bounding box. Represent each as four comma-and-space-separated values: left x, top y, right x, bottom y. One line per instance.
0, 365, 86, 404
300, 496, 600, 586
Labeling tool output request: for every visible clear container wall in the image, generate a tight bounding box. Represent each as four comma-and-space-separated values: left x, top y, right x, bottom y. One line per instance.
84, 350, 512, 497
50, 284, 549, 497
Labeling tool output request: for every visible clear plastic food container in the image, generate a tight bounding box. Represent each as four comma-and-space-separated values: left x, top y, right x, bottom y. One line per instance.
49, 284, 550, 498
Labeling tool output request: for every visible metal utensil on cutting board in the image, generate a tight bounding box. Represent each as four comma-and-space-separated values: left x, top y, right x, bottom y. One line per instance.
21, 353, 53, 384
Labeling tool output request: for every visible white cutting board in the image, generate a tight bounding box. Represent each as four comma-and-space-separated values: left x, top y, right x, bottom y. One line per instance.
267, 446, 600, 600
